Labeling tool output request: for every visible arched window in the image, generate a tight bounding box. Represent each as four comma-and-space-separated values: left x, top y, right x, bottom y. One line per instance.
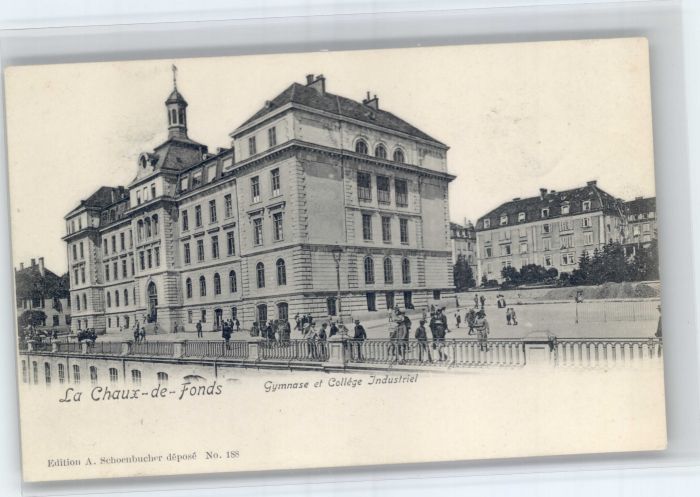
82, 293, 87, 310
199, 276, 206, 296
115, 290, 120, 307
401, 258, 411, 284
171, 108, 177, 124
383, 257, 393, 284
157, 372, 169, 385
89, 366, 98, 385
72, 365, 81, 385
256, 262, 265, 288
375, 144, 387, 159
185, 278, 192, 298
355, 139, 368, 155
106, 292, 111, 307
214, 273, 221, 295
44, 363, 51, 385
229, 271, 237, 293
364, 256, 375, 284
179, 109, 185, 126
276, 259, 287, 285
152, 215, 159, 235
109, 368, 118, 383
124, 289, 129, 306
131, 369, 142, 385
393, 149, 405, 163
145, 218, 152, 238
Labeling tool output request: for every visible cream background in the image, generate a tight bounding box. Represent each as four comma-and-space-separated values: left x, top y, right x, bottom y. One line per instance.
4, 39, 665, 482
4, 38, 655, 274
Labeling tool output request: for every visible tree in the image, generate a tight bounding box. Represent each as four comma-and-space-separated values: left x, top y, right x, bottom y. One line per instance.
501, 266, 521, 287
18, 309, 47, 329
453, 255, 475, 291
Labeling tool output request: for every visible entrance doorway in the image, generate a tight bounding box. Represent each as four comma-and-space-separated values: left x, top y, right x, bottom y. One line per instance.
214, 308, 223, 330
147, 282, 158, 322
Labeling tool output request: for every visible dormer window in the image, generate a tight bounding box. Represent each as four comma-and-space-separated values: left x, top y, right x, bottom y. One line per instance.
541, 208, 549, 218
518, 212, 526, 222
500, 214, 508, 226
582, 200, 591, 212
483, 219, 491, 229
355, 139, 368, 155
561, 202, 570, 215
139, 155, 148, 169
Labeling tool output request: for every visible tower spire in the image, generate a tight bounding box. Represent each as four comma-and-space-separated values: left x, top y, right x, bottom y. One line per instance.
165, 65, 188, 139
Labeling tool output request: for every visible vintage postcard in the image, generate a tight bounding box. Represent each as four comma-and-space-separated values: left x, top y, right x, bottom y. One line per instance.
4, 38, 665, 482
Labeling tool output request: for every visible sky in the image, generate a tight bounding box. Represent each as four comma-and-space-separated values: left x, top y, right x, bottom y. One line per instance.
4, 38, 655, 275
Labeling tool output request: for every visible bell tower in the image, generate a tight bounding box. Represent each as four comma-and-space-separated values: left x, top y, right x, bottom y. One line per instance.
165, 65, 188, 139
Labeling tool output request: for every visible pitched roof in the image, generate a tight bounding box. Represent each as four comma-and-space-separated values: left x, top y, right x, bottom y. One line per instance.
65, 186, 128, 217
475, 181, 624, 231
625, 197, 656, 216
151, 136, 207, 171
237, 82, 445, 146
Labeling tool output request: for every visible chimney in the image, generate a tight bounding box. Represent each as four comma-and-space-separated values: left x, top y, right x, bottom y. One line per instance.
19, 262, 24, 270
512, 197, 521, 201
216, 147, 227, 154
539, 188, 547, 199
362, 91, 379, 110
30, 258, 36, 267
306, 74, 326, 94
587, 180, 597, 187
38, 257, 45, 277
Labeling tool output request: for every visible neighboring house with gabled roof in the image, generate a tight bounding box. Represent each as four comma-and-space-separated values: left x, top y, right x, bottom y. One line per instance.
624, 196, 657, 250
474, 180, 628, 283
15, 257, 71, 330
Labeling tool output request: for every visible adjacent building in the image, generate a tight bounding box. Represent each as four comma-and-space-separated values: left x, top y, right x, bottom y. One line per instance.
475, 181, 628, 283
450, 220, 476, 269
15, 258, 71, 329
64, 72, 455, 334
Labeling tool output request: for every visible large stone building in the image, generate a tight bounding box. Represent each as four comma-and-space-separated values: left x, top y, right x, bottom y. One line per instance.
450, 219, 476, 267
64, 72, 455, 334
475, 181, 628, 283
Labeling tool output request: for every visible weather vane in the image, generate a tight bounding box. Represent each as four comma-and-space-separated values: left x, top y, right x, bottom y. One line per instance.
172, 64, 178, 89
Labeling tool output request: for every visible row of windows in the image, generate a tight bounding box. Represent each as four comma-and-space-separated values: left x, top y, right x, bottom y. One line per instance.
354, 139, 406, 164
22, 360, 168, 386
105, 257, 136, 281
183, 232, 236, 264
250, 168, 281, 203
483, 218, 594, 241
185, 269, 242, 298
182, 195, 235, 231
627, 212, 655, 222
365, 290, 430, 312
136, 215, 159, 242
247, 127, 278, 157
106, 288, 136, 308
484, 201, 593, 229
356, 172, 408, 206
483, 233, 595, 258
361, 214, 410, 243
484, 252, 581, 275
363, 256, 411, 285
252, 212, 283, 246
103, 230, 134, 256
138, 247, 161, 271
135, 182, 157, 205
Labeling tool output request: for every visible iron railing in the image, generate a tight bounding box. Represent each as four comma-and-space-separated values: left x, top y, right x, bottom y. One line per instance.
555, 337, 663, 367
259, 339, 329, 362
183, 340, 249, 359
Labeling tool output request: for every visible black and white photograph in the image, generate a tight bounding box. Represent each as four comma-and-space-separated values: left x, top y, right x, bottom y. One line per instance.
5, 39, 666, 482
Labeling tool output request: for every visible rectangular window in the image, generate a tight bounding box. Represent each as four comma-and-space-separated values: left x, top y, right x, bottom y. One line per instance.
366, 292, 377, 312
105, 264, 110, 281
147, 249, 152, 268
519, 242, 528, 254
72, 245, 78, 260
542, 223, 550, 234
184, 243, 191, 264
562, 253, 576, 265
381, 216, 391, 242
74, 269, 79, 285
154, 247, 160, 266
122, 259, 127, 278
561, 203, 570, 215
211, 236, 219, 259
643, 223, 651, 233
207, 164, 217, 183
182, 210, 189, 231
560, 220, 573, 231
582, 200, 591, 212
194, 205, 202, 227
560, 234, 574, 249
209, 200, 217, 223
395, 179, 408, 207
357, 172, 372, 201
584, 232, 594, 245
251, 176, 260, 203
113, 262, 118, 280
81, 267, 85, 283
399, 218, 409, 244
483, 219, 491, 229
273, 212, 283, 241
248, 136, 257, 156
119, 233, 125, 251
192, 170, 202, 189
180, 177, 189, 191
541, 208, 549, 218
103, 238, 108, 255
197, 240, 205, 262
227, 232, 235, 255
130, 258, 135, 275
543, 239, 552, 251
500, 214, 508, 226
362, 214, 372, 241
271, 168, 281, 196
377, 176, 390, 204
136, 190, 142, 204
633, 225, 641, 236
188, 310, 193, 323
485, 247, 492, 258
79, 242, 84, 259
582, 216, 591, 228
501, 245, 511, 256
224, 194, 233, 218
268, 127, 277, 147
544, 255, 553, 266
253, 218, 263, 245
139, 251, 145, 270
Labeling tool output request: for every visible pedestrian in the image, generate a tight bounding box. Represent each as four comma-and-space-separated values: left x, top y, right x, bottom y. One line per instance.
140, 325, 147, 342
153, 321, 159, 335
353, 319, 367, 361
655, 305, 662, 338
480, 295, 486, 309
510, 307, 518, 326
466, 308, 476, 335
329, 320, 339, 338
222, 321, 231, 349
133, 325, 140, 343
196, 320, 203, 338
474, 294, 479, 308
251, 321, 260, 337
395, 316, 409, 363
506, 307, 512, 325
430, 315, 448, 361
455, 313, 462, 328
474, 310, 490, 352
234, 317, 240, 332
294, 313, 301, 331
415, 320, 432, 363
302, 322, 318, 359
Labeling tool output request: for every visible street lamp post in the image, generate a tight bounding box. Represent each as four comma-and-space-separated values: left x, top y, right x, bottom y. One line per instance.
331, 245, 343, 318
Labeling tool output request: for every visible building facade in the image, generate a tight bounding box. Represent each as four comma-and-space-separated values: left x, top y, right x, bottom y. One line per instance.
450, 220, 476, 268
475, 181, 627, 283
64, 73, 455, 334
15, 258, 71, 330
